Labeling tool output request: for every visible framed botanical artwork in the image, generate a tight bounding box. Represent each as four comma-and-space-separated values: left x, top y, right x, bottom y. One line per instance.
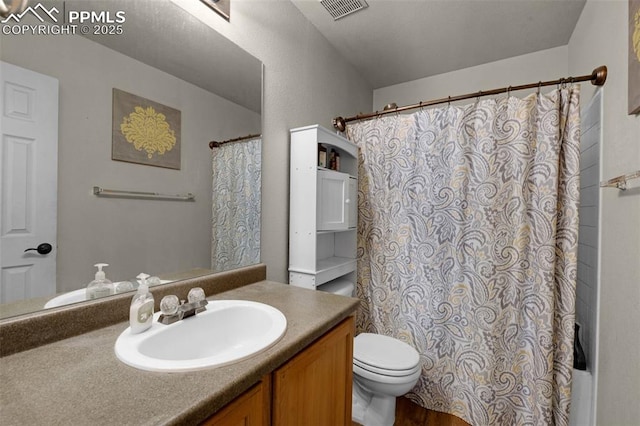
630, 0, 640, 114
112, 88, 181, 169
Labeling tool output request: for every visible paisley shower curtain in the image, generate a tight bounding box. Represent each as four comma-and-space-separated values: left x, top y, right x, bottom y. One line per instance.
347, 87, 581, 426
211, 137, 261, 272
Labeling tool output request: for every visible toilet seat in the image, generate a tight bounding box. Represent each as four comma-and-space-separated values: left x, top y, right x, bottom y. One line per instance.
354, 361, 422, 385
354, 358, 420, 377
353, 333, 420, 378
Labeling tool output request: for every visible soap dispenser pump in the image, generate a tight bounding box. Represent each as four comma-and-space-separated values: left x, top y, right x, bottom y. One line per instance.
129, 273, 155, 334
86, 263, 114, 300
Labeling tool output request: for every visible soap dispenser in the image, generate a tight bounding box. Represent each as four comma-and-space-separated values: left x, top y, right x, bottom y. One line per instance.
86, 263, 114, 300
129, 273, 155, 334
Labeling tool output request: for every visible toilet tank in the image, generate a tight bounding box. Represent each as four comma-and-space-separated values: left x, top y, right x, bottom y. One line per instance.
317, 278, 354, 297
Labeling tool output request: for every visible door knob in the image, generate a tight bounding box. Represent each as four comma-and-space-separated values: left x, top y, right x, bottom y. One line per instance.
24, 243, 53, 255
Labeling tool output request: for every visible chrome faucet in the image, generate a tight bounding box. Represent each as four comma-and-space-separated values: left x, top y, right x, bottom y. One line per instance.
158, 289, 208, 325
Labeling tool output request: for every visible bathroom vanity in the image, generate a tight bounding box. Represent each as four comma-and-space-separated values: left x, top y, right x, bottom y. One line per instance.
0, 270, 359, 425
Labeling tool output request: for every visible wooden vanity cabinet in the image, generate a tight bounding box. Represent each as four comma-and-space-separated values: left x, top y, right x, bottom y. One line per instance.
202, 316, 354, 426
272, 315, 354, 426
202, 376, 271, 426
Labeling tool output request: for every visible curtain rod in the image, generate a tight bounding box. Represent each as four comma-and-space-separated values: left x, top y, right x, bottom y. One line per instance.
332, 65, 608, 132
209, 133, 261, 149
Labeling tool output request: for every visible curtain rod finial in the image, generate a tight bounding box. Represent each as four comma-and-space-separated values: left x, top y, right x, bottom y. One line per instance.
209, 141, 220, 149
591, 66, 607, 86
333, 117, 346, 132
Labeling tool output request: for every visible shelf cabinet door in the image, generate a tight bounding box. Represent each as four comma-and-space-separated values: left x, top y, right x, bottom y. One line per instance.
272, 317, 354, 426
317, 169, 356, 231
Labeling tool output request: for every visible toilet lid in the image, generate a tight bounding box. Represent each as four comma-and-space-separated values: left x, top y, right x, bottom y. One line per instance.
353, 333, 420, 373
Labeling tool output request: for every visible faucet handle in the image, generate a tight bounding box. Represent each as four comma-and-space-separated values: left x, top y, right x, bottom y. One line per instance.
160, 295, 180, 316
158, 295, 185, 325
187, 287, 206, 303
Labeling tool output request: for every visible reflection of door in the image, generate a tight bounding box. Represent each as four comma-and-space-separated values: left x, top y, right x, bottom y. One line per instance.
0, 61, 58, 303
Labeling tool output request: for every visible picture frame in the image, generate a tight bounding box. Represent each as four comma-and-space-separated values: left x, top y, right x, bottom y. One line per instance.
201, 0, 230, 21
630, 0, 640, 114
112, 88, 181, 169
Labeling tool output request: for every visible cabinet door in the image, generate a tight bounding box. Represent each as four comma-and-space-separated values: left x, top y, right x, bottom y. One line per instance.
203, 376, 271, 426
317, 169, 350, 231
272, 317, 354, 426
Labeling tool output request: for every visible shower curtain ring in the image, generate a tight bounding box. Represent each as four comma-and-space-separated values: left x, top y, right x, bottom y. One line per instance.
507, 85, 512, 98
558, 78, 567, 90
447, 96, 451, 108
537, 81, 542, 94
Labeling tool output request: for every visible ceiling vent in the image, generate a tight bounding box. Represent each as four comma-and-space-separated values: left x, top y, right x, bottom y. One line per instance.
320, 0, 368, 20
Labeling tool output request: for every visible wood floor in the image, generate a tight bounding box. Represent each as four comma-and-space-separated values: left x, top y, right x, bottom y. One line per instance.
353, 397, 471, 426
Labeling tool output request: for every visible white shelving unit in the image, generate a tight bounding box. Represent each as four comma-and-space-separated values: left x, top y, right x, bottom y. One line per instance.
289, 124, 358, 292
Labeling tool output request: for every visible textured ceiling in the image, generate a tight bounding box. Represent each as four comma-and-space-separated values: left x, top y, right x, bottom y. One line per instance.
292, 0, 586, 89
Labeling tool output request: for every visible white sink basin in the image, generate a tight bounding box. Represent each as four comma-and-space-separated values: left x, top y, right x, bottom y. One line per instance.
114, 300, 287, 372
43, 288, 86, 309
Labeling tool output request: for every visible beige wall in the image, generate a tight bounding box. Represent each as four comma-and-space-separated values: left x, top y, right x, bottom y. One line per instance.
373, 46, 568, 110
569, 1, 640, 424
172, 0, 373, 283
2, 33, 260, 290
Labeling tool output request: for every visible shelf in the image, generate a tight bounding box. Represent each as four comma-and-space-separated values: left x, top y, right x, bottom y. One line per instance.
317, 228, 356, 235
289, 124, 358, 290
316, 166, 356, 179
289, 257, 355, 275
317, 256, 355, 271
291, 124, 357, 158
316, 257, 356, 285
288, 257, 356, 285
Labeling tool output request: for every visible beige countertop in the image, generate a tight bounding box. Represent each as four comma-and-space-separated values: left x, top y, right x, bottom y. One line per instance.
0, 281, 359, 425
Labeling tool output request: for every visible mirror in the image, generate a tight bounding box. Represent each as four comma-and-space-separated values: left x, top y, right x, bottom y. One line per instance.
0, 0, 262, 319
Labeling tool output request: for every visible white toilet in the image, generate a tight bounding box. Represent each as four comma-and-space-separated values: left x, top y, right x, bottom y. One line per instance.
319, 280, 422, 426
352, 333, 421, 426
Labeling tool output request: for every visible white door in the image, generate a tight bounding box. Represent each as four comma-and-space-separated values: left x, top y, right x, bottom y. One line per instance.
0, 61, 58, 304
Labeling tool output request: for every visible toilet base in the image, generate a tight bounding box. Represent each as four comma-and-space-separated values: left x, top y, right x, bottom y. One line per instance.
352, 380, 397, 426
